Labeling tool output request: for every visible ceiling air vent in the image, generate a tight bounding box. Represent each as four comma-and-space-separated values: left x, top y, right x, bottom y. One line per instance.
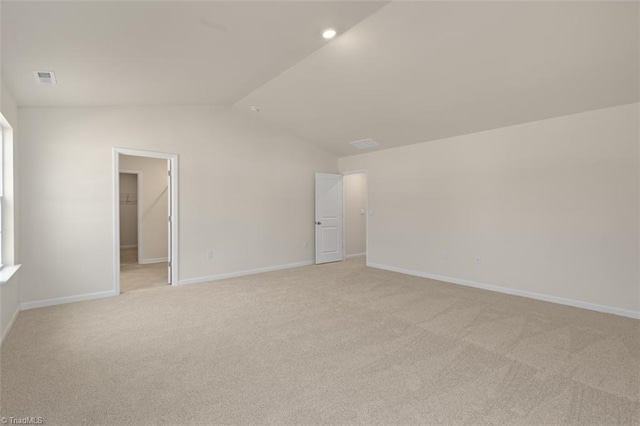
349, 138, 379, 150
34, 71, 57, 84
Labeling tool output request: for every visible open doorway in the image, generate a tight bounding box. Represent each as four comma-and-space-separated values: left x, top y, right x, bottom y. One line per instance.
114, 148, 179, 294
119, 170, 141, 279
343, 171, 367, 261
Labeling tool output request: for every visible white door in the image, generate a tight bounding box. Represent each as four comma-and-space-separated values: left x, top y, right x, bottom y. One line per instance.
315, 173, 344, 264
167, 160, 172, 284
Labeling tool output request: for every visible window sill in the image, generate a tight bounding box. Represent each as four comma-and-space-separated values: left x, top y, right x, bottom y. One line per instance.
0, 264, 21, 285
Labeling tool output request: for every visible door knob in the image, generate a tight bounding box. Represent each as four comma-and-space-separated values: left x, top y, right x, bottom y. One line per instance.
316, 221, 322, 225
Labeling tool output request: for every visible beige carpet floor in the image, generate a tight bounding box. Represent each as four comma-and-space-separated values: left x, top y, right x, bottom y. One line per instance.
1, 258, 638, 425
120, 248, 168, 293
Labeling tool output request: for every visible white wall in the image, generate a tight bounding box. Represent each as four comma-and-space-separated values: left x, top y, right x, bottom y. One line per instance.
340, 103, 640, 316
118, 173, 138, 248
18, 106, 337, 304
119, 155, 168, 261
344, 173, 366, 257
0, 81, 20, 344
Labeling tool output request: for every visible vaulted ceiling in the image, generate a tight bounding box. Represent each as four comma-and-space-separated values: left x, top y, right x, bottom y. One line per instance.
2, 1, 388, 107
3, 1, 638, 156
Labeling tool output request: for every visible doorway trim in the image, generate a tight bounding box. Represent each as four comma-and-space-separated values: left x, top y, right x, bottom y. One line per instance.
341, 170, 368, 261
118, 169, 143, 263
113, 148, 179, 294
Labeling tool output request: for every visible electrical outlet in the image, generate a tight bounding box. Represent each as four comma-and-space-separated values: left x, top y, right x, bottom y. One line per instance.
443, 251, 450, 261
206, 250, 214, 260
302, 241, 308, 249
475, 255, 481, 264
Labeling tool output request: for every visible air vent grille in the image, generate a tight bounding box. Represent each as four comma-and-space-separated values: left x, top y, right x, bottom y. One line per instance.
349, 139, 379, 150
34, 71, 57, 84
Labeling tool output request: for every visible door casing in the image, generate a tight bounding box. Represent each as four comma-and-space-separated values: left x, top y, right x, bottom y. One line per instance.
113, 147, 179, 294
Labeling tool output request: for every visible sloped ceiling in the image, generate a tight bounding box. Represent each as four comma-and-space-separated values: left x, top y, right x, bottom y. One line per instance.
2, 1, 638, 156
234, 1, 639, 156
1, 1, 388, 107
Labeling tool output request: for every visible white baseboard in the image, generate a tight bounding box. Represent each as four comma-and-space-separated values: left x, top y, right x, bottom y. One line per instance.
21, 290, 117, 311
1, 303, 21, 346
120, 245, 138, 249
346, 253, 366, 259
179, 260, 314, 286
367, 262, 640, 320
139, 257, 167, 265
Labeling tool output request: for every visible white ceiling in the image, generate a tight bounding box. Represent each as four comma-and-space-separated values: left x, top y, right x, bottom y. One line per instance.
1, 1, 388, 106
235, 1, 640, 156
3, 1, 638, 156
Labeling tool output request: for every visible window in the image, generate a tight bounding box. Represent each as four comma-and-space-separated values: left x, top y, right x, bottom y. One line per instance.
0, 126, 4, 267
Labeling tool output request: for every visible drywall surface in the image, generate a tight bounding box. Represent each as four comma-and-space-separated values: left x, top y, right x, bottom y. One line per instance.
344, 173, 366, 256
19, 106, 337, 303
118, 172, 139, 249
119, 156, 169, 261
340, 103, 640, 314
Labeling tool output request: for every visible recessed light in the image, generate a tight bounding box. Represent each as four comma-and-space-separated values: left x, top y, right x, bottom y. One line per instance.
250, 105, 260, 113
322, 28, 337, 39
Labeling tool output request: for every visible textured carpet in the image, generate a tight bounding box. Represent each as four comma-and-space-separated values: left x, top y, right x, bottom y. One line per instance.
120, 248, 168, 293
1, 258, 638, 425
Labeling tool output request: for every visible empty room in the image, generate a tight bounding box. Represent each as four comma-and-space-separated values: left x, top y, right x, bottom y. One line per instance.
0, 1, 638, 425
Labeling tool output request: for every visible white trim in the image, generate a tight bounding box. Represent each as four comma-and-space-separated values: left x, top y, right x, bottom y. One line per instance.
0, 114, 12, 131
115, 147, 174, 160
367, 262, 640, 320
1, 302, 20, 346
0, 264, 21, 285
179, 260, 314, 286
21, 290, 117, 311
113, 148, 179, 295
346, 253, 366, 259
120, 245, 138, 249
113, 149, 120, 294
139, 257, 168, 265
